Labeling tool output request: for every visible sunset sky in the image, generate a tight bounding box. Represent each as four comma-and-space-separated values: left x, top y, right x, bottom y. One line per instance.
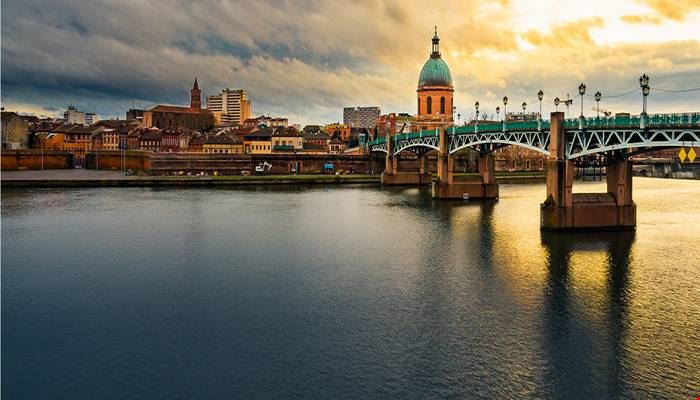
2, 0, 699, 124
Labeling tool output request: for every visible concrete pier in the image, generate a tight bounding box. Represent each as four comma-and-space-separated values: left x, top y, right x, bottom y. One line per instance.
432, 128, 498, 199
540, 112, 636, 230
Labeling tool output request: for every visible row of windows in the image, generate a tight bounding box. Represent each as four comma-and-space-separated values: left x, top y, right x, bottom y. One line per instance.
204, 148, 241, 154
418, 96, 449, 115
253, 145, 270, 151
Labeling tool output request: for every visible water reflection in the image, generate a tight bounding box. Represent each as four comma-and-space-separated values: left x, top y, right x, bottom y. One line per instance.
540, 231, 635, 398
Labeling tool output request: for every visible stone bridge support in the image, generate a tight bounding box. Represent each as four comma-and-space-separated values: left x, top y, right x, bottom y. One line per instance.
540, 112, 636, 230
381, 136, 432, 185
432, 128, 499, 199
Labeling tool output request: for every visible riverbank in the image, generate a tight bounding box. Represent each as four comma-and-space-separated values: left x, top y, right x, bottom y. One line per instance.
0, 170, 552, 188
1, 170, 380, 188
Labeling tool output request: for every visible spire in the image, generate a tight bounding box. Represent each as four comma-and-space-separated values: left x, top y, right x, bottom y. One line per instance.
190, 77, 201, 109
431, 27, 440, 58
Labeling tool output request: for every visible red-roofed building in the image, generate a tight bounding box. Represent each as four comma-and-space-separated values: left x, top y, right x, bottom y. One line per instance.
142, 78, 215, 131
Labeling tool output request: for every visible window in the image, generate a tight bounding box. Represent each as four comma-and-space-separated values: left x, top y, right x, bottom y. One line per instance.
418, 98, 421, 114
427, 97, 432, 114
440, 97, 445, 114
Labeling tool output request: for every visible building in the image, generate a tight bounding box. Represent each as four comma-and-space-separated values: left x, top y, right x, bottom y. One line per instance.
325, 123, 351, 142
188, 133, 207, 153
244, 128, 273, 154
64, 106, 85, 125
207, 88, 251, 125
416, 28, 454, 131
343, 106, 380, 129
191, 77, 202, 109
85, 113, 98, 125
376, 113, 417, 137
329, 137, 344, 154
301, 126, 331, 153
243, 115, 287, 129
126, 109, 145, 121
139, 129, 162, 152
203, 134, 243, 154
143, 79, 215, 130
143, 105, 214, 131
63, 106, 98, 126
63, 125, 105, 162
271, 127, 303, 153
1, 111, 30, 149
160, 129, 182, 152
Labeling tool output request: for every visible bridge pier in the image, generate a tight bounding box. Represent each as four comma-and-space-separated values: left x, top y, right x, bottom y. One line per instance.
381, 137, 431, 185
432, 128, 498, 199
540, 112, 636, 230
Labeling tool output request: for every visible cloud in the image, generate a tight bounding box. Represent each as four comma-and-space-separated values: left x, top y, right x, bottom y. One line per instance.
620, 14, 663, 24
1, 0, 699, 124
637, 0, 700, 21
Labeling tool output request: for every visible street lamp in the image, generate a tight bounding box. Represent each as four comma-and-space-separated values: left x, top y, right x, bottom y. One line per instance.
594, 91, 602, 118
40, 134, 44, 171
578, 83, 586, 118
475, 101, 480, 131
639, 73, 650, 128
457, 113, 461, 125
496, 106, 501, 121
522, 101, 527, 112
554, 97, 560, 112
502, 96, 508, 131
537, 90, 544, 118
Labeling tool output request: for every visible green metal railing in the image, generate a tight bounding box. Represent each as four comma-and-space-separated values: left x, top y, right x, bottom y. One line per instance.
364, 112, 700, 148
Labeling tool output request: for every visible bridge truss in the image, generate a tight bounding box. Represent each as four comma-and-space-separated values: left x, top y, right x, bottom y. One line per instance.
566, 128, 700, 159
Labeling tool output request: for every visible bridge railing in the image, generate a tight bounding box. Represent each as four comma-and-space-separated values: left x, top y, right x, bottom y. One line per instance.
562, 113, 700, 130
646, 112, 700, 127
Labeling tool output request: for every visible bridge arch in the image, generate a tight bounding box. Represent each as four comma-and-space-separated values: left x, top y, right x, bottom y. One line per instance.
449, 140, 550, 156
566, 129, 700, 159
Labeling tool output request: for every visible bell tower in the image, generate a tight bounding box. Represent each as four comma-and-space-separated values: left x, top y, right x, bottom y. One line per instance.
190, 77, 201, 109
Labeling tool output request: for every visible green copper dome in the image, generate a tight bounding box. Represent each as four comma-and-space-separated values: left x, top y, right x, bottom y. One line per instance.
418, 57, 453, 87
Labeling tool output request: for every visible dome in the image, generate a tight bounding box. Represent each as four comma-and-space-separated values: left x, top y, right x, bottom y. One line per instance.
418, 57, 453, 87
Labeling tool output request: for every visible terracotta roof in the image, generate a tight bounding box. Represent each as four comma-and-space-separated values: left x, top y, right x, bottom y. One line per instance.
147, 105, 212, 114
205, 135, 237, 145
66, 125, 104, 135
271, 127, 300, 137
301, 131, 330, 140
140, 129, 162, 141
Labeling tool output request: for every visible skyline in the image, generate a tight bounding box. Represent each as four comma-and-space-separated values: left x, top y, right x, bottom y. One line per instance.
2, 0, 700, 125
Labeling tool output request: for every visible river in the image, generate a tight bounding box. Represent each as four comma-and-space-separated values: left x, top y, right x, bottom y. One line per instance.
2, 178, 699, 399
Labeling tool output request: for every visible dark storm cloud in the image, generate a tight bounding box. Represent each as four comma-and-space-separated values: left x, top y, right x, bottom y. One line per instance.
1, 0, 699, 122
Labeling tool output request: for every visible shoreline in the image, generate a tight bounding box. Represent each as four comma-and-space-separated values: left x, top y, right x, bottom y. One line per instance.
1, 170, 551, 188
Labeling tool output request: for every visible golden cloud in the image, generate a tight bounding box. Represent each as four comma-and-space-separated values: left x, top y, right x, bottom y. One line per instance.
620, 14, 663, 24
637, 0, 700, 20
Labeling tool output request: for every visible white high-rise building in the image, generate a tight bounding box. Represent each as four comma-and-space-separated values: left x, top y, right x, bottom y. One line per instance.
207, 89, 251, 125
64, 106, 98, 126
64, 106, 85, 125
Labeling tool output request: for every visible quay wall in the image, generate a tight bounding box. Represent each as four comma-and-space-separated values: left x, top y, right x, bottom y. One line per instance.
1, 150, 73, 171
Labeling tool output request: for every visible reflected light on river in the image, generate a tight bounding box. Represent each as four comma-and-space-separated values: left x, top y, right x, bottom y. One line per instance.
1, 178, 699, 399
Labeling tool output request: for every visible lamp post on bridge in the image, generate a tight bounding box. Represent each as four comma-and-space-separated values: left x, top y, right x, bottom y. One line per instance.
578, 83, 586, 129
595, 91, 602, 119
452, 105, 457, 134
475, 101, 480, 132
537, 90, 544, 130
502, 96, 508, 132
496, 106, 500, 122
640, 73, 650, 129
554, 97, 560, 112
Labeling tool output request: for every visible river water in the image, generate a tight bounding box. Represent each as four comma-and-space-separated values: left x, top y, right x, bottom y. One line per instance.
2, 178, 699, 399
